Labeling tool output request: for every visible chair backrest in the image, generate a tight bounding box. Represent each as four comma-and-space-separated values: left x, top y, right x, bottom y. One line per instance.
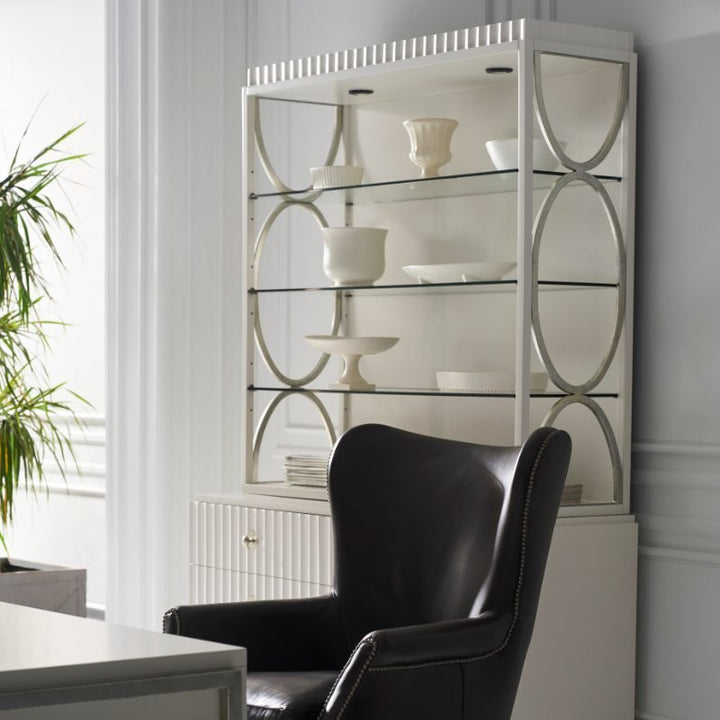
327, 424, 571, 654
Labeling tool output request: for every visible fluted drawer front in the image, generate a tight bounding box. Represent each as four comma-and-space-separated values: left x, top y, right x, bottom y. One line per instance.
191, 500, 334, 602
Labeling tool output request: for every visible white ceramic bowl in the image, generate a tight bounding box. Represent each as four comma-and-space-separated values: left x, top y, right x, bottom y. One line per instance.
321, 226, 387, 286
402, 262, 516, 284
485, 138, 566, 172
305, 335, 398, 356
436, 370, 548, 394
310, 165, 364, 189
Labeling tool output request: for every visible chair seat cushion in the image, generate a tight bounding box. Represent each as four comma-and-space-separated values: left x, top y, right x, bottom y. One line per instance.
247, 670, 337, 720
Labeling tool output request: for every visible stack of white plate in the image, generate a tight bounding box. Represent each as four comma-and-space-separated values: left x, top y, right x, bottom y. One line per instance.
284, 455, 329, 487
561, 483, 583, 505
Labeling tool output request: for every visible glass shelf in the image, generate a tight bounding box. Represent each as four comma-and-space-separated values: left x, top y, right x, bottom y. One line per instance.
250, 279, 619, 294
249, 169, 622, 204
249, 385, 618, 399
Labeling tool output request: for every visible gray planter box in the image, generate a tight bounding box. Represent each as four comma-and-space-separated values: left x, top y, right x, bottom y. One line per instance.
0, 559, 86, 616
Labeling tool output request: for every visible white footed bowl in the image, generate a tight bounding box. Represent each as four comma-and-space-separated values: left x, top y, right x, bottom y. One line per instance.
403, 118, 458, 178
485, 138, 567, 172
305, 335, 399, 390
310, 165, 364, 189
321, 226, 387, 286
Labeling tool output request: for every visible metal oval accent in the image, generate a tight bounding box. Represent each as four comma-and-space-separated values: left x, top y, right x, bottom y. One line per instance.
531, 172, 626, 395
254, 98, 344, 196
533, 51, 629, 172
252, 390, 336, 485
252, 201, 329, 287
252, 201, 341, 387
542, 395, 622, 503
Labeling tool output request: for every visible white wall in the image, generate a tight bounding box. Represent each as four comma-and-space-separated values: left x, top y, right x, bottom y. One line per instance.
0, 0, 106, 615
247, 2, 720, 719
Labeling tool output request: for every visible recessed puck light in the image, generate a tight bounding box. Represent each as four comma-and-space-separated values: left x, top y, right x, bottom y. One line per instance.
348, 88, 374, 96
486, 66, 513, 75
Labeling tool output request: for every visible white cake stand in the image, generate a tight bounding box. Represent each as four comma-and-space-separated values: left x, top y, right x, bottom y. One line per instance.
305, 335, 399, 390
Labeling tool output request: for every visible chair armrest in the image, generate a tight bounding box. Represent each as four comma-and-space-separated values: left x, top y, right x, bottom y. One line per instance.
164, 594, 348, 672
322, 610, 513, 720
369, 608, 513, 667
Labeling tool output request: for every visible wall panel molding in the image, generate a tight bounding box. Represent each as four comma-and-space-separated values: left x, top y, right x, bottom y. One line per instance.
44, 484, 106, 499
632, 440, 720, 555
633, 440, 720, 458
42, 414, 107, 496
634, 439, 720, 720
639, 544, 720, 568
636, 541, 720, 720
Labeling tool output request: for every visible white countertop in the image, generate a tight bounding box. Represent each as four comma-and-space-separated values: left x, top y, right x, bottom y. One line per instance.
0, 601, 246, 693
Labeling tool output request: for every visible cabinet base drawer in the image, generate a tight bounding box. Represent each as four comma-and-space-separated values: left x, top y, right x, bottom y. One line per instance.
192, 500, 334, 583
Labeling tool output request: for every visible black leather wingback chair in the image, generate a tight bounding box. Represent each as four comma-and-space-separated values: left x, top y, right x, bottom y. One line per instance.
164, 423, 571, 720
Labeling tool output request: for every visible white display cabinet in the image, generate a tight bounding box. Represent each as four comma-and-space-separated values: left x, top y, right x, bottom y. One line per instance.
191, 25, 639, 720
242, 19, 636, 518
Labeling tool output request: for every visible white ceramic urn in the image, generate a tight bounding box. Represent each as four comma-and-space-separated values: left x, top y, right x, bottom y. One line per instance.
403, 117, 459, 178
321, 227, 387, 286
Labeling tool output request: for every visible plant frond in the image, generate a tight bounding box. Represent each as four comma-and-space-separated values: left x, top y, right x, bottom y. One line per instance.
0, 121, 87, 541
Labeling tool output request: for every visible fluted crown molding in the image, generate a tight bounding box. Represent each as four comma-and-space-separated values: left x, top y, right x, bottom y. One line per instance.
247, 18, 633, 88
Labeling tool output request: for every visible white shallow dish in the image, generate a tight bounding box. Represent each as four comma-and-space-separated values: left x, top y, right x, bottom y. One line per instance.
305, 335, 398, 356
436, 371, 548, 394
402, 262, 516, 284
310, 165, 364, 189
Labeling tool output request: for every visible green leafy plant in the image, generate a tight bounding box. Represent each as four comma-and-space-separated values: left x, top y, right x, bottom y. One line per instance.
0, 124, 88, 554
